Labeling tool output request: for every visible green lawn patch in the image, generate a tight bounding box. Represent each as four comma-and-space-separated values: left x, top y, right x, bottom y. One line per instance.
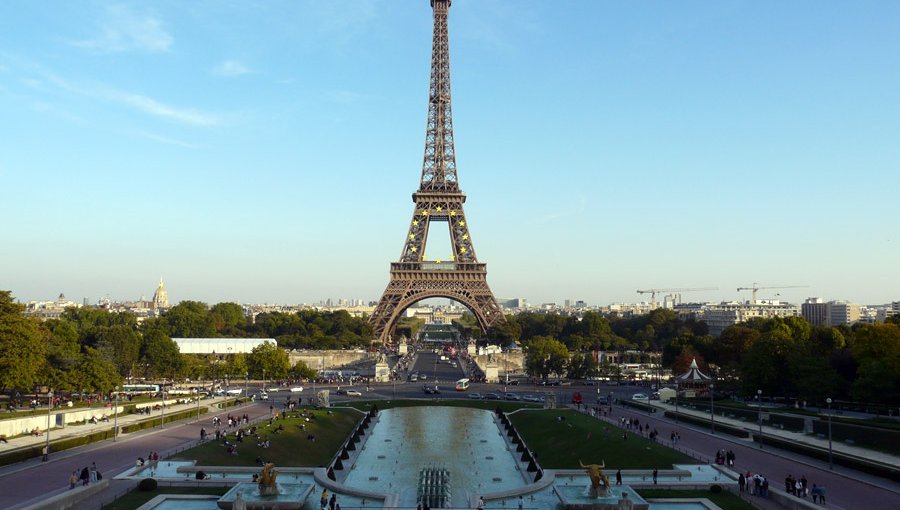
637, 489, 755, 510
509, 409, 695, 469
101, 486, 227, 510
341, 398, 540, 413
172, 407, 359, 467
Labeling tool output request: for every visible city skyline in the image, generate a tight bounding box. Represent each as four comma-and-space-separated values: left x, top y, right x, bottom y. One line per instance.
2, 1, 899, 306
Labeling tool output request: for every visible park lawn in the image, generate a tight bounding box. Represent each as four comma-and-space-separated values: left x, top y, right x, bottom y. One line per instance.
638, 489, 755, 510
509, 409, 695, 469
101, 486, 227, 510
172, 407, 360, 467
341, 398, 540, 413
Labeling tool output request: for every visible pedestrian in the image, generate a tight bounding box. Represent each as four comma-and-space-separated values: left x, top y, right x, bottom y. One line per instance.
616, 469, 622, 485
811, 484, 820, 503
69, 470, 78, 489
738, 472, 745, 493
652, 468, 658, 484
762, 477, 769, 499
477, 496, 486, 509
818, 485, 826, 504
800, 475, 808, 497
329, 493, 336, 510
89, 462, 98, 483
518, 495, 524, 510
80, 466, 90, 486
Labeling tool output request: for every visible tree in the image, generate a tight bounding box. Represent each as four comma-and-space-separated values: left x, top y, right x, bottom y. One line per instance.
247, 342, 290, 379
96, 325, 142, 375
524, 336, 569, 380
210, 302, 246, 334
567, 352, 597, 380
164, 301, 216, 338
290, 360, 317, 380
70, 347, 122, 394
0, 291, 47, 391
141, 330, 184, 379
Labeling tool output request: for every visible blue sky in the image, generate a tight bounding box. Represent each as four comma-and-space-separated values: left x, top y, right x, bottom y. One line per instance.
1, 0, 898, 307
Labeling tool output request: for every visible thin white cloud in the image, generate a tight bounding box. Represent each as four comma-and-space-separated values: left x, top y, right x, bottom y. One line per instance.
111, 92, 219, 126
37, 69, 219, 126
214, 60, 251, 77
71, 4, 172, 53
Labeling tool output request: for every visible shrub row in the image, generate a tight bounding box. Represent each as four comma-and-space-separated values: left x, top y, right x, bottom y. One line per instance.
121, 407, 207, 434
811, 419, 900, 456
621, 400, 657, 413
0, 427, 117, 467
684, 401, 807, 432
751, 432, 900, 482
662, 411, 750, 438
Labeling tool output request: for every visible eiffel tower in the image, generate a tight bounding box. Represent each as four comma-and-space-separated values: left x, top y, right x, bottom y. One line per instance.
370, 0, 505, 344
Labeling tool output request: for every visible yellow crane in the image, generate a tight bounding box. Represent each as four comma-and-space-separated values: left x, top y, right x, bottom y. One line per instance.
736, 283, 809, 304
636, 287, 718, 308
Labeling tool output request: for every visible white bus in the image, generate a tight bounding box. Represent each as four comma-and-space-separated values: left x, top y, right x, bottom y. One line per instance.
455, 378, 470, 391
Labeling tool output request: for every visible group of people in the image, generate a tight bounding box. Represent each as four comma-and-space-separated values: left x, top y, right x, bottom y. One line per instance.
68, 462, 101, 489
319, 488, 340, 510
785, 474, 828, 503
714, 448, 735, 467
739, 471, 770, 498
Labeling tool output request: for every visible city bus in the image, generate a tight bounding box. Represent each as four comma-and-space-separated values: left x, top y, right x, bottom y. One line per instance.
121, 384, 160, 394
455, 378, 470, 391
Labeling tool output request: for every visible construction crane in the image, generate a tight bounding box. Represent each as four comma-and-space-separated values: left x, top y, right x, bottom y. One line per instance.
736, 283, 809, 304
636, 287, 719, 308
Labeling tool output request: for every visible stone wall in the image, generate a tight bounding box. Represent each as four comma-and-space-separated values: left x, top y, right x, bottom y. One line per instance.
0, 406, 126, 437
288, 350, 373, 372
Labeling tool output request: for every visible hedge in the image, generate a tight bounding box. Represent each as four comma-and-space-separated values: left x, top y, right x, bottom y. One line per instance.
751, 432, 900, 482
811, 419, 900, 456
621, 400, 658, 413
121, 407, 207, 434
0, 427, 116, 467
663, 411, 750, 438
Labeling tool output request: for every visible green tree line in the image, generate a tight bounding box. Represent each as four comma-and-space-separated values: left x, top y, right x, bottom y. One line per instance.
489, 309, 900, 405
0, 292, 352, 395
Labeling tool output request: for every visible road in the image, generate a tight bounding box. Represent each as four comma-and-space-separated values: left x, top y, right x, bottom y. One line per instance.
0, 400, 274, 510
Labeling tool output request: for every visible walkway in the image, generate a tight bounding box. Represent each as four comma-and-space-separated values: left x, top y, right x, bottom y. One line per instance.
598, 401, 900, 510
0, 397, 268, 510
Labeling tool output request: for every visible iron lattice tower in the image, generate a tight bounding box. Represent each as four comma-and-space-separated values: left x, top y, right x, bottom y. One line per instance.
370, 0, 505, 344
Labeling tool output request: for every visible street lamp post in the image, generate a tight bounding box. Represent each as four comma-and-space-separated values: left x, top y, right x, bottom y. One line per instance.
244, 372, 249, 399
757, 389, 763, 449
114, 388, 119, 441
42, 389, 52, 461
674, 379, 679, 424
160, 387, 166, 428
710, 382, 715, 434
826, 397, 834, 469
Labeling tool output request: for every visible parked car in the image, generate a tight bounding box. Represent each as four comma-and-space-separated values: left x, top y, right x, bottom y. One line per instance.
468, 393, 483, 400
424, 385, 440, 395
504, 393, 520, 401
522, 395, 539, 402
257, 392, 269, 401
289, 387, 304, 393
632, 393, 649, 401
345, 390, 362, 397
335, 389, 348, 395
484, 393, 501, 400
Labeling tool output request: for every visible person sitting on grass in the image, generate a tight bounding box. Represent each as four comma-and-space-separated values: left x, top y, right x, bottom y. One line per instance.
31, 427, 41, 437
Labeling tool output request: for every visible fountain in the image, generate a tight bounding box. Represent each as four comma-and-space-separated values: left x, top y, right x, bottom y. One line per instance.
554, 460, 650, 510
217, 464, 312, 510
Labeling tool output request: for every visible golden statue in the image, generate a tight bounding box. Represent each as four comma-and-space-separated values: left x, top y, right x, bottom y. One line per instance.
580, 459, 610, 490
258, 463, 279, 495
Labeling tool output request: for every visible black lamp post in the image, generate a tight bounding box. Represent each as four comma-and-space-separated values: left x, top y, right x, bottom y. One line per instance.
826, 397, 833, 469
757, 389, 763, 449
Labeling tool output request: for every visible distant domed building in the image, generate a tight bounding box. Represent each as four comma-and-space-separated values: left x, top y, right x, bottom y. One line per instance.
152, 278, 169, 311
